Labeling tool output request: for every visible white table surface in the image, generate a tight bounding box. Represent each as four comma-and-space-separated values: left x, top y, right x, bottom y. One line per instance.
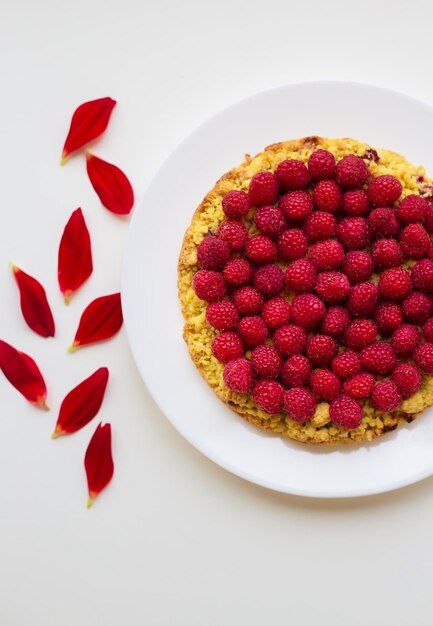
1, 1, 433, 624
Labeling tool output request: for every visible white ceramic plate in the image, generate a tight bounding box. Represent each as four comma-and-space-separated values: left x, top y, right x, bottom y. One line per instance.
122, 81, 433, 498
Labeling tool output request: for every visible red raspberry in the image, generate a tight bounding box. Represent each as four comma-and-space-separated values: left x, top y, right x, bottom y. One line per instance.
223, 358, 253, 393
250, 345, 283, 379
396, 194, 428, 224
392, 363, 422, 398
316, 271, 350, 303
343, 372, 374, 399
332, 349, 362, 379
429, 245, 433, 261
277, 229, 308, 261
313, 180, 342, 212
368, 207, 401, 239
211, 332, 244, 364
414, 342, 433, 373
400, 223, 430, 260
223, 258, 253, 286
232, 286, 264, 315
361, 342, 397, 375
285, 259, 317, 293
193, 270, 226, 302
374, 301, 403, 336
252, 380, 284, 414
217, 219, 249, 251
329, 395, 363, 429
336, 154, 369, 189
402, 291, 432, 324
336, 217, 370, 250
304, 211, 336, 241
310, 369, 341, 401
254, 205, 286, 238
423, 317, 433, 342
279, 191, 313, 221
261, 297, 291, 328
291, 293, 326, 329
307, 149, 336, 180
306, 335, 338, 366
253, 264, 285, 297
197, 235, 230, 270
379, 267, 412, 301
321, 306, 351, 337
425, 204, 433, 233
411, 259, 433, 292
346, 282, 379, 318
344, 319, 377, 350
222, 189, 251, 219
245, 234, 277, 264
237, 316, 268, 348
274, 324, 307, 356
248, 171, 278, 206
391, 324, 421, 356
284, 387, 317, 422
281, 355, 311, 387
309, 239, 345, 271
371, 381, 402, 412
342, 250, 373, 284
368, 175, 402, 206
342, 189, 370, 216
275, 159, 310, 190
371, 239, 403, 270
206, 300, 239, 331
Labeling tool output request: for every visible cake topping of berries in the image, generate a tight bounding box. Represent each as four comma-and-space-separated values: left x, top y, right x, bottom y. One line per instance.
371, 239, 403, 270
402, 291, 432, 324
310, 369, 341, 401
344, 319, 377, 350
254, 205, 287, 238
285, 258, 317, 293
321, 306, 351, 337
396, 194, 428, 224
212, 332, 244, 364
313, 180, 342, 212
252, 380, 284, 414
281, 355, 311, 387
245, 234, 277, 264
368, 174, 402, 206
248, 171, 279, 205
332, 349, 362, 379
306, 334, 338, 366
414, 342, 433, 373
223, 358, 253, 393
379, 267, 412, 301
399, 223, 430, 259
308, 149, 336, 180
284, 387, 317, 423
291, 293, 326, 329
223, 258, 253, 286
232, 286, 264, 315
217, 219, 249, 250
316, 271, 350, 303
336, 217, 370, 250
411, 259, 433, 293
361, 342, 397, 375
342, 189, 370, 216
392, 363, 422, 398
304, 211, 337, 241
278, 229, 309, 261
329, 395, 362, 429
336, 154, 369, 189
251, 345, 283, 379
391, 323, 421, 356
343, 372, 375, 400
275, 159, 310, 190
346, 281, 379, 318
253, 264, 285, 297
197, 235, 230, 270
309, 239, 345, 271
193, 269, 226, 302
342, 251, 374, 284
274, 324, 307, 356
206, 300, 240, 331
237, 316, 268, 348
279, 190, 313, 221
423, 318, 433, 343
375, 301, 403, 336
368, 207, 401, 239
222, 189, 251, 219
371, 380, 402, 412
261, 296, 291, 328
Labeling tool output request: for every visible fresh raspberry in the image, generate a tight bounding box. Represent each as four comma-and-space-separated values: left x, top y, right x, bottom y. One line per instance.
222, 189, 251, 219
253, 264, 285, 297
281, 355, 311, 387
284, 387, 317, 422
261, 297, 291, 328
371, 239, 403, 271
402, 291, 432, 324
396, 194, 428, 224
316, 271, 350, 303
336, 154, 369, 189
331, 349, 362, 379
306, 335, 338, 366
223, 358, 253, 393
310, 369, 341, 401
211, 332, 244, 364
279, 191, 313, 221
304, 211, 336, 241
248, 171, 278, 206
217, 219, 249, 250
223, 258, 253, 286
308, 149, 336, 180
374, 301, 403, 336
197, 235, 230, 270
429, 245, 433, 261
254, 205, 286, 238
291, 293, 326, 329
400, 223, 430, 260
379, 267, 412, 301
309, 239, 345, 271
423, 317, 433, 342
193, 270, 226, 302
313, 179, 342, 212
391, 323, 421, 356
368, 207, 401, 239
361, 342, 397, 375
425, 204, 433, 233
237, 316, 268, 348
245, 234, 277, 264
412, 259, 433, 293
392, 363, 422, 398
344, 319, 377, 350
346, 282, 379, 318
321, 306, 351, 337
343, 372, 375, 399
274, 324, 307, 356
368, 175, 402, 206
277, 229, 309, 261
285, 259, 317, 293
336, 217, 370, 250
250, 345, 283, 379
371, 381, 402, 412
342, 189, 370, 216
329, 395, 363, 429
275, 159, 310, 190
414, 342, 433, 373
252, 380, 284, 414
232, 286, 264, 315
206, 300, 240, 331
342, 250, 374, 284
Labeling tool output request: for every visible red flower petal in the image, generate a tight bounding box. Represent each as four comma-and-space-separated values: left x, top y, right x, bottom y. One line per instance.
58, 208, 93, 303
0, 340, 48, 409
61, 97, 116, 163
86, 153, 134, 215
11, 265, 55, 337
69, 293, 123, 351
52, 367, 109, 438
85, 422, 114, 508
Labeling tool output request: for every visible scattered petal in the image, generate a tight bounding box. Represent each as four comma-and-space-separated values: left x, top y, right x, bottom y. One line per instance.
0, 340, 48, 409
58, 208, 93, 303
85, 422, 114, 507
11, 265, 55, 337
69, 293, 123, 351
86, 153, 134, 215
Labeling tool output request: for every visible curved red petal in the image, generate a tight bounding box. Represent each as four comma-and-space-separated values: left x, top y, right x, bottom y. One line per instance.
58, 208, 93, 302
61, 97, 116, 162
70, 293, 123, 350
86, 153, 134, 215
0, 340, 48, 408
85, 422, 114, 506
12, 266, 55, 337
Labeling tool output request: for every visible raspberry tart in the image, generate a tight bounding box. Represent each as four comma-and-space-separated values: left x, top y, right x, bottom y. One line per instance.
178, 137, 433, 444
